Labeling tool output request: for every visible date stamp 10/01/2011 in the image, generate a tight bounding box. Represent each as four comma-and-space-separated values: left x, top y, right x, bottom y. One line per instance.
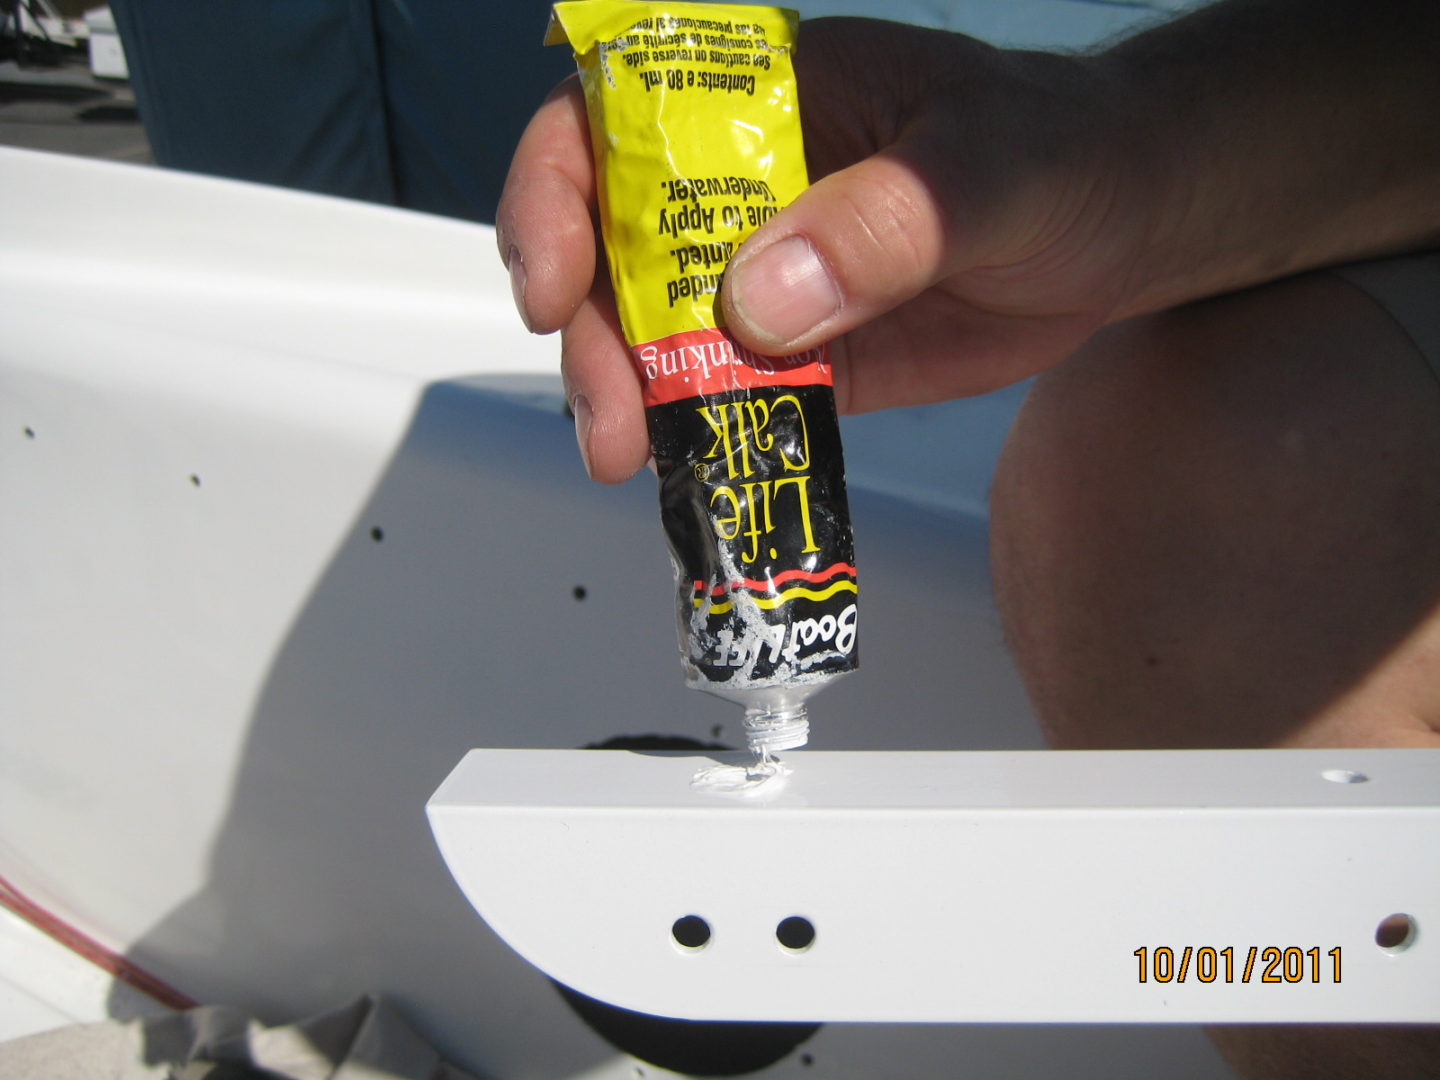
1134, 945, 1343, 985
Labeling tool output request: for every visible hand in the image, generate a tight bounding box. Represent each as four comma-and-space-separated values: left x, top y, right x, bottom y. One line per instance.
497, 18, 1160, 482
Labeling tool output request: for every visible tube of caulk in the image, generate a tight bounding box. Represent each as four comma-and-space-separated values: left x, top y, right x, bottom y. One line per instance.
547, 0, 859, 759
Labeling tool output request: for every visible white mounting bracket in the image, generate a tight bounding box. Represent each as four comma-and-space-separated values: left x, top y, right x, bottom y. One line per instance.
427, 748, 1439, 1024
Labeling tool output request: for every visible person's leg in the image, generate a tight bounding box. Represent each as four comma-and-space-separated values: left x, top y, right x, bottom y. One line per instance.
989, 268, 1440, 1079
992, 269, 1440, 752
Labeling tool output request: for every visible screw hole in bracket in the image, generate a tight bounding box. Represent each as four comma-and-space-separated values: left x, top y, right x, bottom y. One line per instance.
1375, 913, 1417, 952
672, 915, 711, 951
1321, 768, 1369, 784
777, 916, 815, 952
370, 526, 385, 543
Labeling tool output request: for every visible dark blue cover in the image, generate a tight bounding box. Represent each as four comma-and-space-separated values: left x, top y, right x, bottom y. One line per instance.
110, 0, 573, 223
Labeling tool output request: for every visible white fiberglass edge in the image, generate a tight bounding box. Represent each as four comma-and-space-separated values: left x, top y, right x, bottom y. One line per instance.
429, 748, 1439, 1025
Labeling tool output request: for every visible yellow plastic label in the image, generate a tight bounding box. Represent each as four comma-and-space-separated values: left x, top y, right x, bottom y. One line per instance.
548, 1, 817, 404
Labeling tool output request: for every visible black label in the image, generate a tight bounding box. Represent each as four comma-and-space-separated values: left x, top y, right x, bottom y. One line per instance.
649, 383, 859, 686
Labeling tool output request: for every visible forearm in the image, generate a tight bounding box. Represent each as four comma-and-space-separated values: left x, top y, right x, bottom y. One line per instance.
1101, 0, 1440, 317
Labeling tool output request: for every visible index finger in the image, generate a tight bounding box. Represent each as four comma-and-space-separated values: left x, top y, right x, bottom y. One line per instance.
495, 76, 599, 335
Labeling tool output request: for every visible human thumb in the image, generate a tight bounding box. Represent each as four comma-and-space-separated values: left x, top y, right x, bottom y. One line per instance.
720, 151, 949, 355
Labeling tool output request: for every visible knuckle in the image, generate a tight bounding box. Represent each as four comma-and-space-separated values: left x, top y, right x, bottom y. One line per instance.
823, 166, 942, 297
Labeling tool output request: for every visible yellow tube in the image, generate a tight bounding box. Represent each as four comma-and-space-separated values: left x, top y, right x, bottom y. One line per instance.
549, 1, 858, 754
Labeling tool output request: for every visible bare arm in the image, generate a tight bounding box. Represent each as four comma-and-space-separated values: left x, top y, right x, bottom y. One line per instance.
496, 0, 1440, 482
1110, 0, 1440, 317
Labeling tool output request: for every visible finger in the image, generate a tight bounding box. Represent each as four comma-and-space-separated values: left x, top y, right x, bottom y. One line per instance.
495, 76, 597, 334
719, 144, 957, 356
560, 274, 651, 485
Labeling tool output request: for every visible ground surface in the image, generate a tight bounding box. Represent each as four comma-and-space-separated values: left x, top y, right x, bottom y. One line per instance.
0, 44, 149, 164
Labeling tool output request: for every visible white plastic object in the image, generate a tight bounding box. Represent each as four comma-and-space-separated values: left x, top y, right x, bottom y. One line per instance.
430, 747, 1440, 1024
86, 8, 129, 79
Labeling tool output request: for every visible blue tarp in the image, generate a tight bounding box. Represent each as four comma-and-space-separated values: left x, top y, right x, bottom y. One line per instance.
111, 0, 573, 223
